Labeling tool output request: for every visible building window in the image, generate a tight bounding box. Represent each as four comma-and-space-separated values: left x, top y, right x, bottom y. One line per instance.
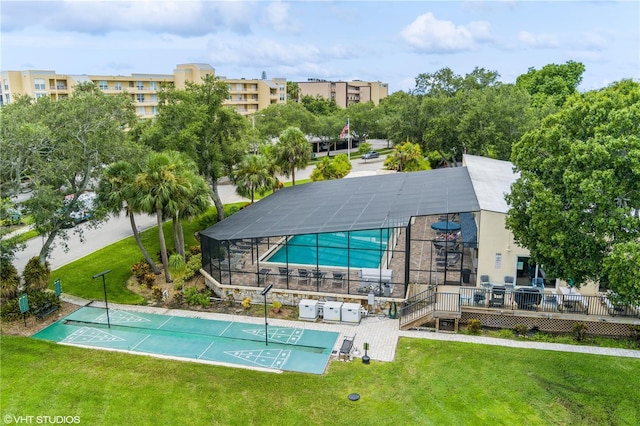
35, 92, 47, 99
136, 81, 144, 90
34, 79, 46, 90
150, 105, 157, 115
236, 94, 243, 101
99, 80, 108, 90
4, 79, 9, 90
137, 94, 145, 103
5, 94, 10, 104
114, 82, 122, 91
137, 106, 145, 115
149, 81, 157, 90
150, 94, 157, 103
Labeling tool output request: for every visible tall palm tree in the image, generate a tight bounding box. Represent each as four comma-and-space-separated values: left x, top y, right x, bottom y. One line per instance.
135, 151, 191, 283
231, 154, 276, 203
97, 161, 161, 274
273, 126, 312, 186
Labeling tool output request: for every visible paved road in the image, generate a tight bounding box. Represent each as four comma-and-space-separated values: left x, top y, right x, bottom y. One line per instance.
12, 146, 389, 273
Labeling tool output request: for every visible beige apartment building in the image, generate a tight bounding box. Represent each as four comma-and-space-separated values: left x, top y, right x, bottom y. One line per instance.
0, 63, 287, 118
296, 79, 388, 107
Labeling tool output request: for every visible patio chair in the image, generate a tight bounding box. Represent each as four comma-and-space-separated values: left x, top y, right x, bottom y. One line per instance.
503, 276, 515, 291
278, 267, 291, 282
489, 286, 506, 308
297, 268, 310, 285
339, 334, 356, 361
331, 271, 345, 288
480, 275, 491, 289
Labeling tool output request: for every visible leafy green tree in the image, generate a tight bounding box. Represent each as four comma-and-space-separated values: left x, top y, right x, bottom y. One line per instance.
301, 95, 339, 115
256, 103, 316, 139
515, 60, 585, 107
0, 95, 50, 198
143, 74, 246, 222
377, 91, 422, 146
16, 84, 137, 265
506, 80, 640, 302
310, 154, 352, 181
340, 102, 378, 143
357, 142, 372, 155
231, 154, 276, 203
97, 160, 160, 274
273, 127, 312, 185
0, 259, 20, 302
384, 141, 430, 172
310, 114, 343, 155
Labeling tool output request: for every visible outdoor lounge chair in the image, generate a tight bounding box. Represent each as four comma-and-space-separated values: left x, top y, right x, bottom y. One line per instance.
278, 267, 292, 282
331, 271, 345, 288
297, 268, 310, 285
480, 275, 491, 289
339, 334, 356, 361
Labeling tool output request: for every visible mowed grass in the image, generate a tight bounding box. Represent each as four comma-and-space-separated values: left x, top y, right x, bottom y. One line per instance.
1, 335, 638, 425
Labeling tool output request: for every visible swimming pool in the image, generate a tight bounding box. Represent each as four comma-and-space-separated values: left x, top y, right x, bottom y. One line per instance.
265, 229, 390, 268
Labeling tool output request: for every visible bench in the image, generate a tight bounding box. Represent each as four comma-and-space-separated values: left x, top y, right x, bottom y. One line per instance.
34, 302, 59, 320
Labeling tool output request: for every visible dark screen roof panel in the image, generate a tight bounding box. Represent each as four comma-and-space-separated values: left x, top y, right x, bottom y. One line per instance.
201, 167, 480, 241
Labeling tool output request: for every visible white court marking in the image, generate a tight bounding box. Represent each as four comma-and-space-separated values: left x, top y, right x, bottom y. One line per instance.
95, 310, 151, 325
242, 327, 303, 344
224, 349, 291, 369
62, 327, 125, 344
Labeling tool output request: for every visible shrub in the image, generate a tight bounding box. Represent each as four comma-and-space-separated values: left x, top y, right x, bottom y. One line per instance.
183, 256, 202, 281
0, 290, 60, 322
170, 292, 184, 307
188, 246, 201, 256
184, 286, 210, 308
151, 286, 163, 302
142, 273, 156, 289
572, 322, 588, 342
467, 318, 482, 334
22, 257, 50, 292
498, 328, 515, 339
514, 324, 528, 336
272, 300, 282, 313
241, 297, 251, 309
131, 261, 152, 284
0, 260, 20, 302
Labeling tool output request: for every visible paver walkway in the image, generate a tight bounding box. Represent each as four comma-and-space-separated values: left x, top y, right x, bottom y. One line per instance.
63, 296, 640, 363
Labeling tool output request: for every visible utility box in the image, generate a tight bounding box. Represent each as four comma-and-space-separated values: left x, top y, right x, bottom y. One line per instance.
323, 301, 343, 322
341, 302, 362, 324
298, 299, 319, 321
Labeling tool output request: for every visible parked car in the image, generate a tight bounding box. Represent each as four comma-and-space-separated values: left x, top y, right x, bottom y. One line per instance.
361, 151, 379, 159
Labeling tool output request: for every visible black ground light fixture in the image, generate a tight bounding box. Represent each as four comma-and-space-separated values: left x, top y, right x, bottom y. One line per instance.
362, 342, 370, 364
92, 270, 112, 328
260, 284, 273, 346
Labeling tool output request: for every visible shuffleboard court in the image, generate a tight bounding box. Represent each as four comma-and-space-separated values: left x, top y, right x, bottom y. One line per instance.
33, 306, 339, 374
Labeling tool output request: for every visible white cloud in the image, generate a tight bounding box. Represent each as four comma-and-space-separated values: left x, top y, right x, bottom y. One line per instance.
517, 31, 559, 48
264, 1, 296, 33
399, 12, 492, 53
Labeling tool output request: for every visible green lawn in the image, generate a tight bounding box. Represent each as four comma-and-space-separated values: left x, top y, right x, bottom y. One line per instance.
1, 335, 638, 425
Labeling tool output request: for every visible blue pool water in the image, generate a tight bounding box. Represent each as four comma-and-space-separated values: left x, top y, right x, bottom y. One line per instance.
266, 229, 390, 268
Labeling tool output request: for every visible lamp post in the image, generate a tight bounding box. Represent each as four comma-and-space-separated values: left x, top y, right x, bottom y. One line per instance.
260, 284, 273, 346
92, 270, 112, 328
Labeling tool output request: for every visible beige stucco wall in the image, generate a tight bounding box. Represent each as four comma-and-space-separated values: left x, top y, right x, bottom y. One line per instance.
476, 210, 528, 286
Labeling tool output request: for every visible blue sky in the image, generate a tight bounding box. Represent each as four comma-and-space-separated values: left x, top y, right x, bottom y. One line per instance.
1, 1, 638, 93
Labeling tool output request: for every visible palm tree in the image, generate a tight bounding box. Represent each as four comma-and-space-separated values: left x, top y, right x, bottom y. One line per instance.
135, 151, 192, 283
231, 154, 276, 203
97, 161, 161, 274
273, 126, 312, 185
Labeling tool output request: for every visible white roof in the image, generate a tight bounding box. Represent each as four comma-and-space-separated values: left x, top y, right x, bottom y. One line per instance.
463, 154, 519, 213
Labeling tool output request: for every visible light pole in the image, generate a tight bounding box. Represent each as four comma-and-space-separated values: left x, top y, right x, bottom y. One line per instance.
250, 114, 265, 129
92, 270, 112, 328
260, 284, 273, 346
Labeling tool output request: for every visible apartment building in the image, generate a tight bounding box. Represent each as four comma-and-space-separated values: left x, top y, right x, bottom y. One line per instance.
296, 79, 388, 107
0, 63, 287, 118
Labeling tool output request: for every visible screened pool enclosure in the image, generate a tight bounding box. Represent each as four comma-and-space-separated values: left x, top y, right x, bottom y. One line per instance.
200, 168, 481, 299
